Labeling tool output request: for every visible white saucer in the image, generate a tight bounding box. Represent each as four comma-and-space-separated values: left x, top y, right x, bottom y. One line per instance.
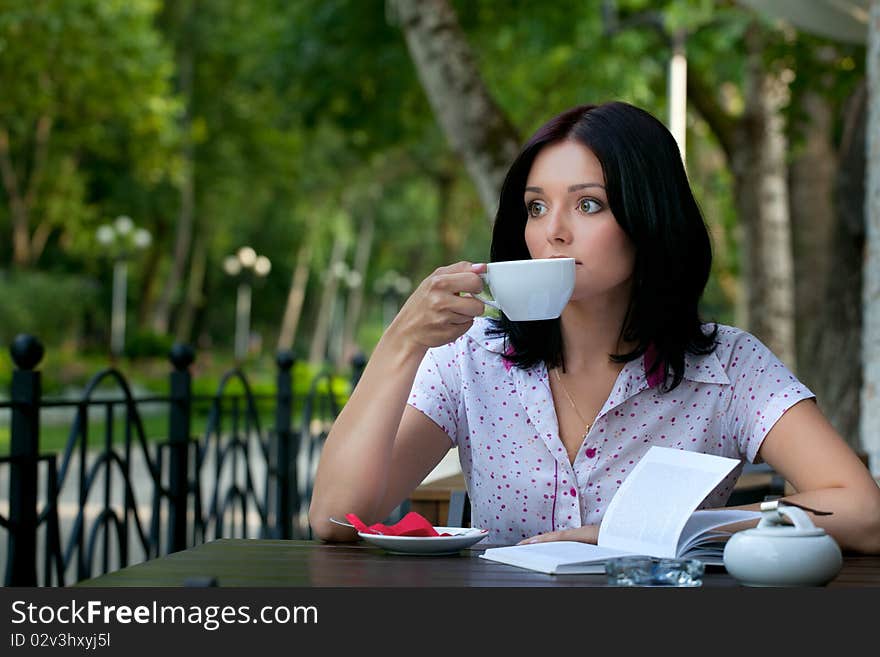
358, 527, 489, 555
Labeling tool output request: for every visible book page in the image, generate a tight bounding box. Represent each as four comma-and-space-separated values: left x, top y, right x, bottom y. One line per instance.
480, 541, 634, 574
677, 509, 761, 553
596, 447, 739, 558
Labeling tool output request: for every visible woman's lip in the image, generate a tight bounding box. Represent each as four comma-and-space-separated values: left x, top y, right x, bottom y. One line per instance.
549, 256, 581, 264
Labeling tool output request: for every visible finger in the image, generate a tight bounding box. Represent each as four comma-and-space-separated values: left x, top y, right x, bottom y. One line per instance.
447, 294, 487, 318
448, 314, 476, 326
432, 261, 475, 276
439, 271, 485, 295
433, 261, 487, 283
517, 532, 559, 546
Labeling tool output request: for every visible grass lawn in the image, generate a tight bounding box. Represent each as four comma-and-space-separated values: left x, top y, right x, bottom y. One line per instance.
0, 360, 349, 458
0, 405, 305, 458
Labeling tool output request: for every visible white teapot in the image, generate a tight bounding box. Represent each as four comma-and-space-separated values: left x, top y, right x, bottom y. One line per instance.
723, 503, 842, 587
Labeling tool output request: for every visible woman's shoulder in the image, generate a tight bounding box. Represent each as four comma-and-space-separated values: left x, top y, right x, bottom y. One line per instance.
710, 323, 770, 349
706, 323, 791, 370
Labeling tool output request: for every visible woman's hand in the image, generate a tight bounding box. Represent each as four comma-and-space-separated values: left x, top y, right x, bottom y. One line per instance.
387, 261, 487, 351
517, 525, 600, 546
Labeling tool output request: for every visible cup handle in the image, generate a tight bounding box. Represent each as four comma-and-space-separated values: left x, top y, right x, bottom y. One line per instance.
473, 272, 501, 311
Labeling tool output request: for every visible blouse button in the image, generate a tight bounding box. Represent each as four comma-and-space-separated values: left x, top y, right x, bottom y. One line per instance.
585, 447, 597, 459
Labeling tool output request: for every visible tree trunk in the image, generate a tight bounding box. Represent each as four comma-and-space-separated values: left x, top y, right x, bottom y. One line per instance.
308, 235, 346, 368
151, 1, 195, 333
729, 26, 797, 369
813, 82, 866, 451
790, 92, 836, 383
339, 210, 375, 369
788, 87, 867, 451
136, 224, 164, 327
277, 239, 312, 352
862, 1, 880, 474
434, 165, 459, 264
174, 233, 207, 344
390, 0, 520, 223
0, 115, 52, 269
150, 154, 193, 334
688, 24, 863, 449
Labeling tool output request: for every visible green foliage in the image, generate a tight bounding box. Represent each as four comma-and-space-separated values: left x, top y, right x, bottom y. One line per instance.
0, 270, 99, 348
125, 329, 175, 359
460, 0, 666, 131
281, 0, 431, 154
0, 0, 180, 265
776, 33, 865, 151
1, 0, 853, 363
662, 0, 716, 33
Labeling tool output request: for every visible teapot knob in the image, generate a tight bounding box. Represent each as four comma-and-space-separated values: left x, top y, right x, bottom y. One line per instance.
757, 505, 814, 530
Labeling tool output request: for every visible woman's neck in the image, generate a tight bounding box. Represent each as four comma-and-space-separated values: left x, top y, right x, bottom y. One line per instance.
558, 289, 636, 374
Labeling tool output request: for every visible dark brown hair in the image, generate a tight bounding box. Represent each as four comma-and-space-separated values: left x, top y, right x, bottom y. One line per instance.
488, 101, 717, 391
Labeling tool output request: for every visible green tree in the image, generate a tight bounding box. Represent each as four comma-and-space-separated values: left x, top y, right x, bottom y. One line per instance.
0, 0, 178, 269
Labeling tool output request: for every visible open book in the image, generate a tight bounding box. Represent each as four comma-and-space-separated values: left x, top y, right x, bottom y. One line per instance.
479, 446, 761, 574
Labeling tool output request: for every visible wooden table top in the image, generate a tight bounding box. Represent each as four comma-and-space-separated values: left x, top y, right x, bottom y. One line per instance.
74, 539, 880, 588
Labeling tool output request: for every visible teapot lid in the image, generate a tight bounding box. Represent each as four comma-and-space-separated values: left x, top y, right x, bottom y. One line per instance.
744, 523, 826, 538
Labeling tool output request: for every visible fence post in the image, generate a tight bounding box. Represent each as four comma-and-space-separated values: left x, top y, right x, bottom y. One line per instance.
6, 335, 43, 586
274, 350, 296, 539
167, 344, 194, 553
350, 350, 367, 390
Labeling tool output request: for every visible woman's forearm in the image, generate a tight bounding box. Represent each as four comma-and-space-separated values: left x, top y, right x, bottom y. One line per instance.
726, 486, 880, 553
775, 487, 880, 553
307, 324, 427, 540
307, 261, 487, 541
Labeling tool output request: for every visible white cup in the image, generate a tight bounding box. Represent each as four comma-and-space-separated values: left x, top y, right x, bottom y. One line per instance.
476, 258, 575, 321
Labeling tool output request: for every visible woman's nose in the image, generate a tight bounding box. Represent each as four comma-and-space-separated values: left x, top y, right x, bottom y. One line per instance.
545, 209, 572, 243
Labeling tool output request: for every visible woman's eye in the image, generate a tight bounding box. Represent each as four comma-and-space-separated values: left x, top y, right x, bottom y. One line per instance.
526, 200, 547, 217
578, 198, 602, 214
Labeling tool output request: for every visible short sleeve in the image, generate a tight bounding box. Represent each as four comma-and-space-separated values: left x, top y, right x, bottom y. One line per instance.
407, 344, 464, 446
724, 332, 815, 463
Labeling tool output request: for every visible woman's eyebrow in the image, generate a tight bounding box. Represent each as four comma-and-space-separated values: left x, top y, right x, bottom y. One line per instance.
567, 183, 605, 192
524, 183, 606, 193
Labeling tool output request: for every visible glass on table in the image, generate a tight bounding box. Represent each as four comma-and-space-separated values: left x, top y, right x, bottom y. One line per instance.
604, 556, 704, 587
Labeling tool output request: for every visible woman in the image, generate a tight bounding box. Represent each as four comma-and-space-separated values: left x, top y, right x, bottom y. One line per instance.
309, 101, 880, 551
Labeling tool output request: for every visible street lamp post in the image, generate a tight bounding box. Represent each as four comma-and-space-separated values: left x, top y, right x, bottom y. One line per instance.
111, 258, 128, 357
224, 246, 271, 361
95, 215, 152, 359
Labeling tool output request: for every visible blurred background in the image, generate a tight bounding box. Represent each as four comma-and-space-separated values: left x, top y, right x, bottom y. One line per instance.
0, 0, 874, 460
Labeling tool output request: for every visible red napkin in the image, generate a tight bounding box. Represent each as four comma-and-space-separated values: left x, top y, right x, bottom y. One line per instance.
345, 511, 452, 537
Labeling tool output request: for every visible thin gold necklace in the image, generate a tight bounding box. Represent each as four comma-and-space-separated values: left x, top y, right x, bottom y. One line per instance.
554, 367, 595, 439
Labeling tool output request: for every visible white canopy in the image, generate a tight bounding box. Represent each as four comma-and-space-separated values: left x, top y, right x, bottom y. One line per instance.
739, 0, 868, 44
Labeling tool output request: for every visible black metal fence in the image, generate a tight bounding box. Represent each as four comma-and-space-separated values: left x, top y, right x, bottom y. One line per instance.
0, 335, 362, 587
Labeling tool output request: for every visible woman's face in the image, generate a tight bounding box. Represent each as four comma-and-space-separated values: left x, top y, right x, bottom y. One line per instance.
523, 139, 635, 304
